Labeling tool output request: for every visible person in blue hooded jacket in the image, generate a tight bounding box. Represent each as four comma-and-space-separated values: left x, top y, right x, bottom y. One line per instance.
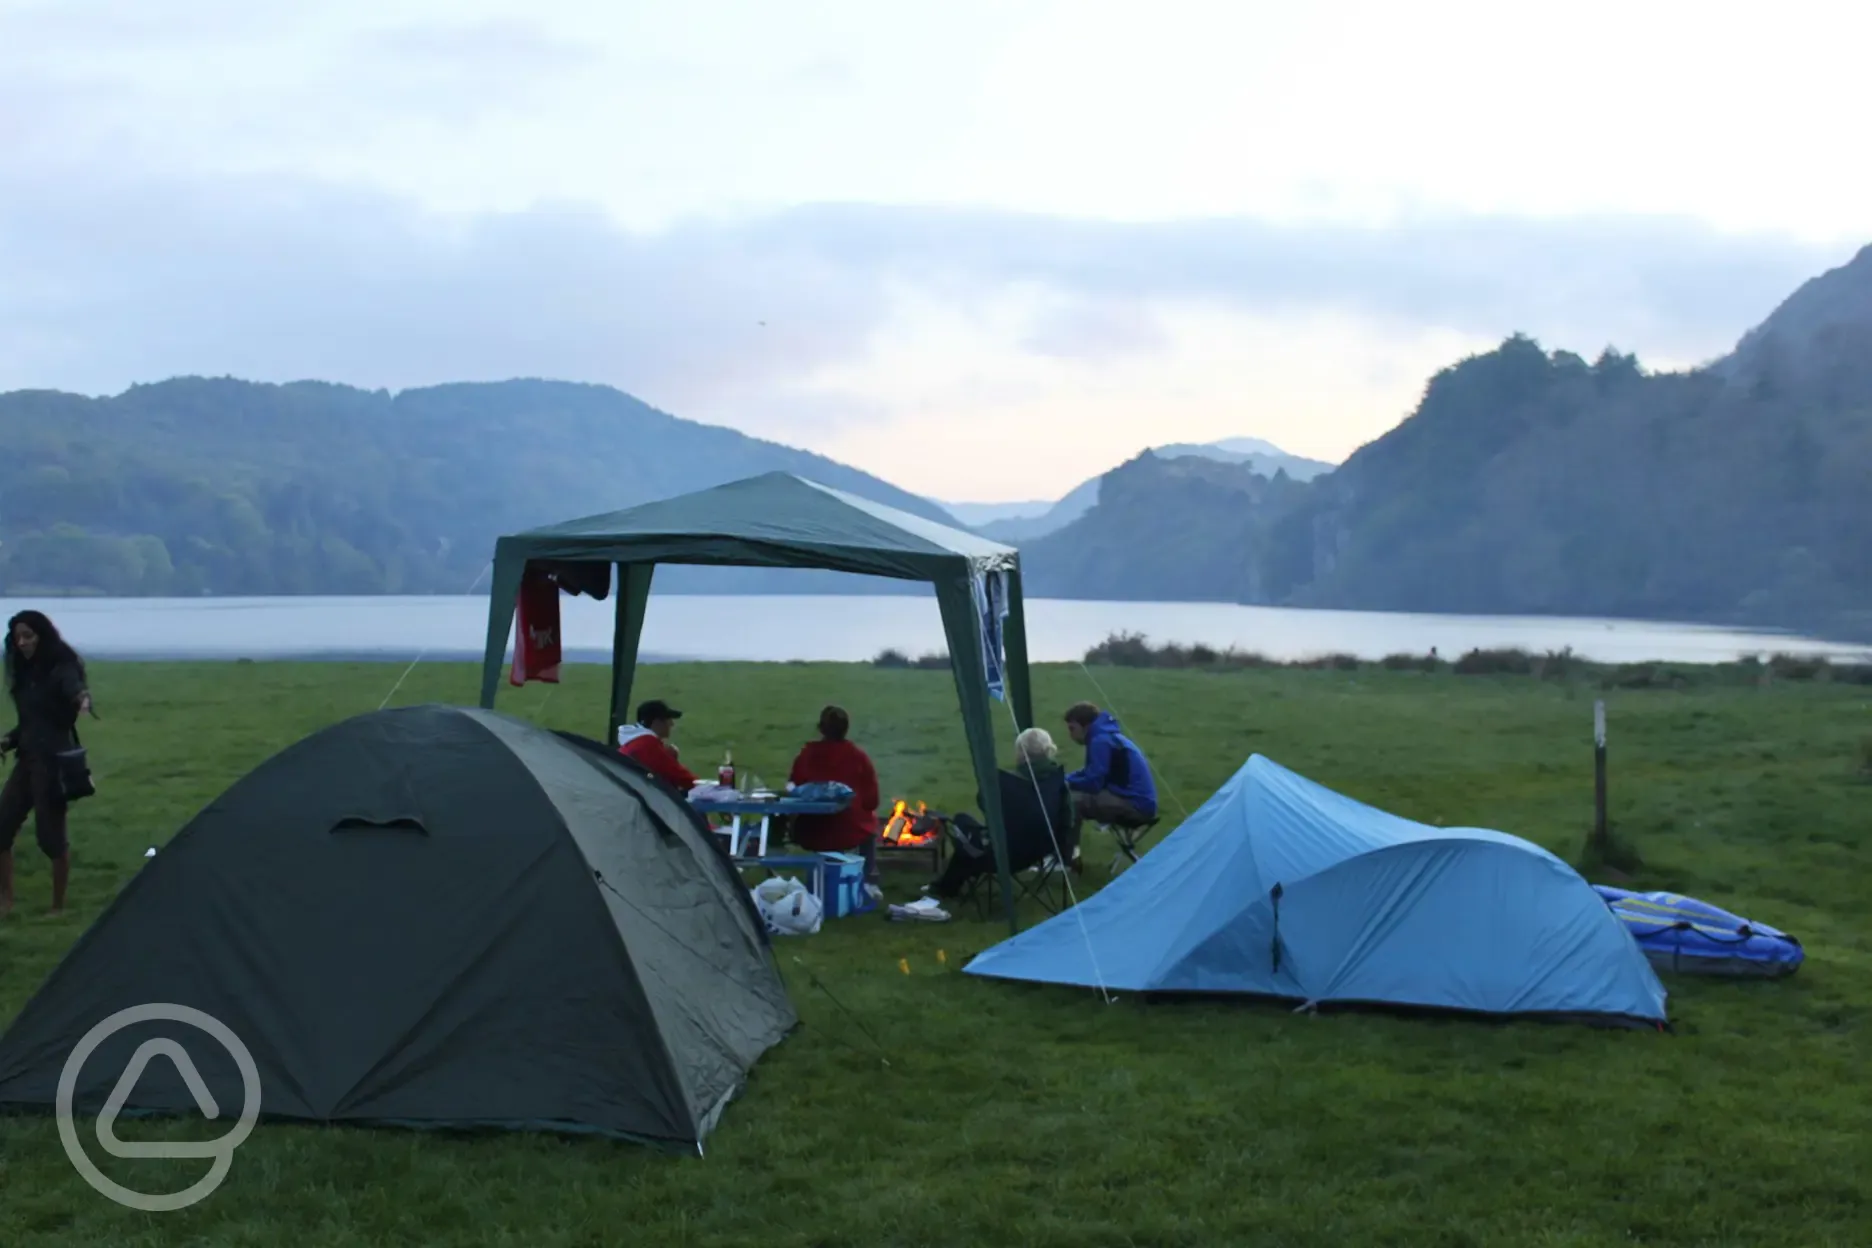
1062, 702, 1157, 825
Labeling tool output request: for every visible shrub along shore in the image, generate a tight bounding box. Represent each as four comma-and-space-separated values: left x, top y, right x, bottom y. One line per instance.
877, 631, 1872, 690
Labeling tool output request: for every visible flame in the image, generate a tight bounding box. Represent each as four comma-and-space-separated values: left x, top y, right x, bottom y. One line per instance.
880, 798, 938, 847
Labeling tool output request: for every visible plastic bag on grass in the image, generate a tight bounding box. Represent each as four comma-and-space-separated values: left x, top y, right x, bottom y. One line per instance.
753, 876, 823, 936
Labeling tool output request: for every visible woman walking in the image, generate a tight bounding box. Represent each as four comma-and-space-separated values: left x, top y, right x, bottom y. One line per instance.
1, 610, 92, 918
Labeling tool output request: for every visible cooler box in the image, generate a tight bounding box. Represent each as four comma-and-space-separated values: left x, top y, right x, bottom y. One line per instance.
815, 852, 876, 918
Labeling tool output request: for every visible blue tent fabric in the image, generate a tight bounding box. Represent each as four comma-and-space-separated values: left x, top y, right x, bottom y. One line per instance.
964, 755, 1669, 1025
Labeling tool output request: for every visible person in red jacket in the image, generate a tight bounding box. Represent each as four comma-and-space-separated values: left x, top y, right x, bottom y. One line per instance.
616, 699, 700, 792
787, 705, 881, 888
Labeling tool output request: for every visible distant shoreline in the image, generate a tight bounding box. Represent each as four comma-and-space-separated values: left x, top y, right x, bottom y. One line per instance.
86, 648, 687, 665
16, 593, 1870, 668
78, 650, 1872, 679
6, 588, 1864, 649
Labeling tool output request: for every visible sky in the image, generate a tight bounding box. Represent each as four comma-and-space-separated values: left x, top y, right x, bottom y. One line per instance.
2, 0, 1868, 501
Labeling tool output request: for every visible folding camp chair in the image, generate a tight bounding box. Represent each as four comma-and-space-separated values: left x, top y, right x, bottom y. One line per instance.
960, 851, 1071, 918
1102, 816, 1160, 872
959, 818, 1083, 918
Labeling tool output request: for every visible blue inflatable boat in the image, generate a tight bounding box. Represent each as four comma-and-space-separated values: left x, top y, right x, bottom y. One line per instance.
1593, 885, 1804, 978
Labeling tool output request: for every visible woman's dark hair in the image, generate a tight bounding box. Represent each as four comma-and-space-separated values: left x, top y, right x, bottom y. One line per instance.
5, 610, 84, 694
818, 705, 850, 741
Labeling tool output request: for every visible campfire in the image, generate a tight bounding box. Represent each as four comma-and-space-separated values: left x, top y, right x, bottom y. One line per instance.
880, 799, 944, 847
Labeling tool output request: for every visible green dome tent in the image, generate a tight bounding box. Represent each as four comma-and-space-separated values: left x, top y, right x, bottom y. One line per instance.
0, 704, 795, 1152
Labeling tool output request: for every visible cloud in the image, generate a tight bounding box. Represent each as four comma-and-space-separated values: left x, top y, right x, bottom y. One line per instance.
801, 293, 1493, 493
0, 0, 300, 48
741, 205, 1845, 362
0, 10, 609, 172
0, 163, 890, 410
1016, 292, 1169, 362
0, 154, 1853, 425
4, 0, 1863, 501
782, 55, 859, 90
361, 17, 596, 69
326, 23, 610, 130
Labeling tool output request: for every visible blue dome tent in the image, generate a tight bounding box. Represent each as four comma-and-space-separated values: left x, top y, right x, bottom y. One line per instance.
965, 755, 1668, 1028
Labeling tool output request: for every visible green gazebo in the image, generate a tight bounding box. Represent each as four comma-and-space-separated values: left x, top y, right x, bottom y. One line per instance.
477, 472, 1037, 928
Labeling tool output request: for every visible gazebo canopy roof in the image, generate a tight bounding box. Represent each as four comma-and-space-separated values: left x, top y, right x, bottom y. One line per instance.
501, 471, 1016, 580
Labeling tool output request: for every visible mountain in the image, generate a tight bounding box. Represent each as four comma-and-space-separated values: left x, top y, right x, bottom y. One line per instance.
1020, 452, 1311, 600
972, 480, 1102, 544
1152, 437, 1338, 480
973, 437, 1335, 543
1020, 244, 1872, 641
937, 499, 1054, 527
1718, 243, 1872, 394
0, 377, 954, 598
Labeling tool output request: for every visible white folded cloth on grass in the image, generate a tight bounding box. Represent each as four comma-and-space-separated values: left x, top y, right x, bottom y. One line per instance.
888, 897, 951, 923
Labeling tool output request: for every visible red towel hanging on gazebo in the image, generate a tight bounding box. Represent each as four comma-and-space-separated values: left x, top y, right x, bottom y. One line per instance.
510, 564, 563, 686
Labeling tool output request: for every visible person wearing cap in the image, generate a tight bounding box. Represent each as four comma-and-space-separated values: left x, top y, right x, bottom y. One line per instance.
616, 699, 700, 791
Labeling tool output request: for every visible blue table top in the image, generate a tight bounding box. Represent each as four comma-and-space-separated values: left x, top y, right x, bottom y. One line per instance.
689, 795, 851, 816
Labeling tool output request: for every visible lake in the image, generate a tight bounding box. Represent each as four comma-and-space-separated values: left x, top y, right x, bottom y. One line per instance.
7, 594, 1869, 667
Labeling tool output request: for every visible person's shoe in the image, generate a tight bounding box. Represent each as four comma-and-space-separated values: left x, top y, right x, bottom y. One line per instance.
863, 883, 884, 906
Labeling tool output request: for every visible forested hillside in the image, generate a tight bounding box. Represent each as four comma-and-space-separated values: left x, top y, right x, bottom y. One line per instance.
1020, 453, 1310, 600
1270, 334, 1871, 631
974, 437, 1332, 544
1021, 244, 1872, 640
0, 377, 946, 596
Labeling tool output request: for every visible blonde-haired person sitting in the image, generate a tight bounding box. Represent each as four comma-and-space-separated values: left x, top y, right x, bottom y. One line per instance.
923, 725, 1078, 902
1013, 726, 1057, 764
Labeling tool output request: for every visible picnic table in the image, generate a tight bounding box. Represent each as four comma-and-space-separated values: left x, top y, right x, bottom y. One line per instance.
689, 792, 851, 860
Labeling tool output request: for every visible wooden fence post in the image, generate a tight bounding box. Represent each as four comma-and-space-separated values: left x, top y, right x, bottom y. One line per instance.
1591, 700, 1608, 850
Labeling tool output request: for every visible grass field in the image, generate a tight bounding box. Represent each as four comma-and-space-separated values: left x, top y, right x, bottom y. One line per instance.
2, 658, 1868, 1246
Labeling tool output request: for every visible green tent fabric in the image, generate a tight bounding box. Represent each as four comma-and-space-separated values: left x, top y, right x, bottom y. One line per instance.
476, 471, 1039, 930
0, 704, 795, 1153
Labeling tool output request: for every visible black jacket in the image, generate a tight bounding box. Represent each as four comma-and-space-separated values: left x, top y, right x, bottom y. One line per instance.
5, 656, 87, 760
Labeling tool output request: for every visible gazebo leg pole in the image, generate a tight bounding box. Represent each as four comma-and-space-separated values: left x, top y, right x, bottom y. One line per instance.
935, 575, 1020, 934
608, 562, 655, 743
1004, 568, 1036, 733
